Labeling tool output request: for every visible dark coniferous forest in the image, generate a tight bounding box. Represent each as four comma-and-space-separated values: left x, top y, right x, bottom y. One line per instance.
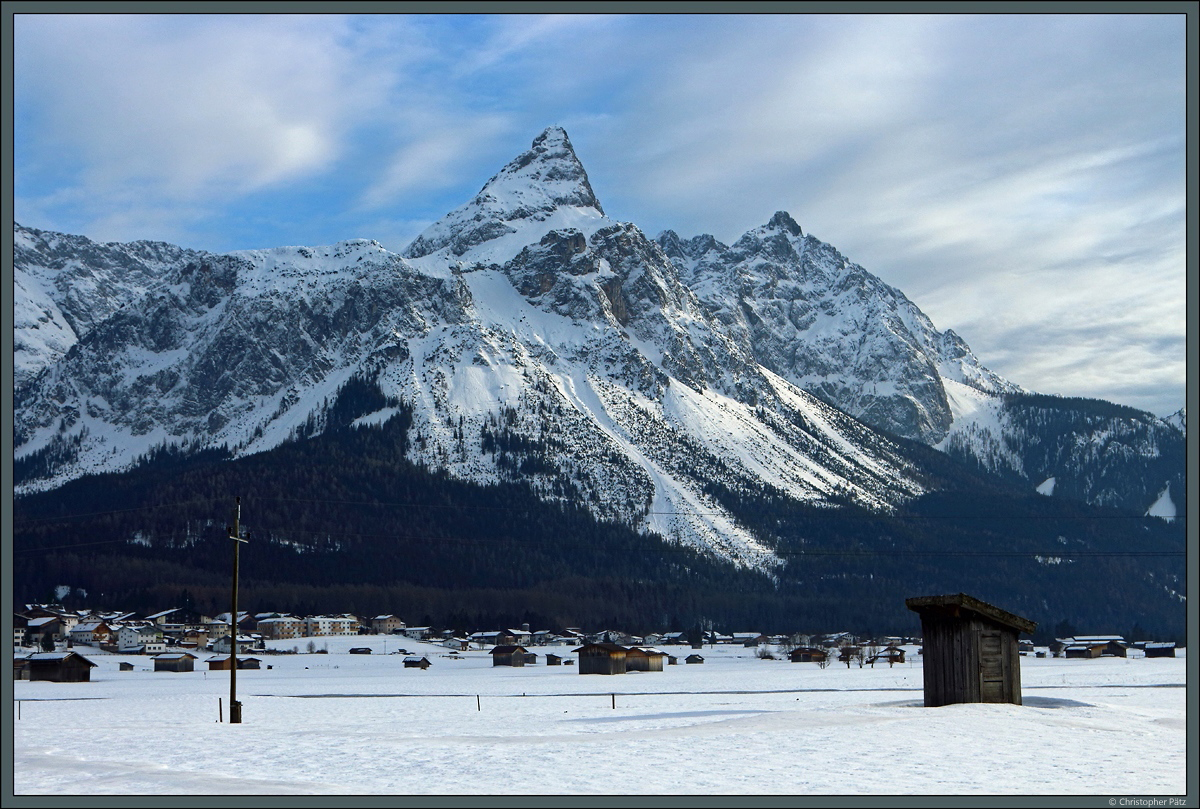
13, 382, 1186, 642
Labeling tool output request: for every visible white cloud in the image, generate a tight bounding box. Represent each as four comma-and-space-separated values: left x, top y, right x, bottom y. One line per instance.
16, 15, 387, 201
358, 113, 512, 210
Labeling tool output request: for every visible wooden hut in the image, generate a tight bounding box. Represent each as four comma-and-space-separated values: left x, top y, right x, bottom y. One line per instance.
573, 643, 628, 675
204, 655, 261, 670
625, 647, 667, 672
523, 652, 538, 665
153, 652, 197, 672
685, 654, 705, 664
789, 647, 828, 663
1064, 643, 1104, 659
906, 593, 1036, 707
1144, 642, 1176, 658
20, 652, 97, 682
545, 653, 563, 666
490, 645, 528, 667
119, 661, 135, 672
348, 647, 372, 655
403, 656, 431, 669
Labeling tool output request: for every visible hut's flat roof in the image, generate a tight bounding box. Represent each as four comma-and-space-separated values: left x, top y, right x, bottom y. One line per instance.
572, 643, 628, 653
905, 593, 1037, 634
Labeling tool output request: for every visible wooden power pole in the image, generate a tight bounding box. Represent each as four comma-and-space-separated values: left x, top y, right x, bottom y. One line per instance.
227, 496, 248, 723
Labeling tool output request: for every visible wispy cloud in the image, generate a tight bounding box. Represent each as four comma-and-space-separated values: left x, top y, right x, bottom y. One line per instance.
16, 15, 388, 238
12, 13, 1186, 415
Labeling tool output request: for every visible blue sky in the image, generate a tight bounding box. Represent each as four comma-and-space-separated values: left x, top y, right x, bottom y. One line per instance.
12, 13, 1187, 417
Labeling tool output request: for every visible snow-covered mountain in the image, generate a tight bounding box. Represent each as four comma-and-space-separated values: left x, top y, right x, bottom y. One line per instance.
13, 126, 1183, 555
14, 129, 940, 571
658, 213, 1021, 446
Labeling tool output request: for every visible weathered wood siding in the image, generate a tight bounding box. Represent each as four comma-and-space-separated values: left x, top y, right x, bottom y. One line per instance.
578, 648, 625, 674
919, 615, 1021, 706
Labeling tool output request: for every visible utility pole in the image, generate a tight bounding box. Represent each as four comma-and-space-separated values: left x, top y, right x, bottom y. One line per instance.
227, 497, 249, 724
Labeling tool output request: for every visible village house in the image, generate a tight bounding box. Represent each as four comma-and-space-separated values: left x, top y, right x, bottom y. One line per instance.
146, 608, 212, 635
26, 615, 67, 648
211, 634, 263, 654
256, 615, 304, 640
789, 647, 828, 664
370, 615, 406, 634
867, 645, 906, 666
13, 613, 30, 647
117, 624, 165, 652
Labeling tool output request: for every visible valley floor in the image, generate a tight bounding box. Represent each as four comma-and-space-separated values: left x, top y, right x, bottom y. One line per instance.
11, 637, 1189, 797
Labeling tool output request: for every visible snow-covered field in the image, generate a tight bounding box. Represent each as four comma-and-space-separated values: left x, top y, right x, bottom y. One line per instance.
13, 637, 1187, 795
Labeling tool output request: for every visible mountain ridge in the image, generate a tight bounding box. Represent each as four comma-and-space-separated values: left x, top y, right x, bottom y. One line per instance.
13, 126, 1184, 535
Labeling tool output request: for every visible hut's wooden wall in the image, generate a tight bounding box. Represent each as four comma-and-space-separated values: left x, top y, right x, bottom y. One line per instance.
920, 615, 1021, 706
578, 650, 624, 674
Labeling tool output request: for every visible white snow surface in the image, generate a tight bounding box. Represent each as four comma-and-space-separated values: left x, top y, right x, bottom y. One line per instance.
13, 638, 1187, 796
1146, 483, 1176, 521
1036, 477, 1056, 496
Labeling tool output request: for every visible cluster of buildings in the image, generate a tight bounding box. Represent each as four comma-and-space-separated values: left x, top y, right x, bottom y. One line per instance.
14, 602, 926, 661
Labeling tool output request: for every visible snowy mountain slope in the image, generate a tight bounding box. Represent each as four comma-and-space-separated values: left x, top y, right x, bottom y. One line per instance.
14, 223, 205, 387
402, 126, 608, 267
936, 382, 1187, 516
658, 213, 1022, 446
15, 240, 469, 491
656, 213, 1181, 517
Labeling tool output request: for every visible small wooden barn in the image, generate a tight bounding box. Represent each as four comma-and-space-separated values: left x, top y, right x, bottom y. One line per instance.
906, 593, 1036, 707
573, 643, 628, 675
153, 652, 197, 672
403, 656, 431, 669
1144, 642, 1177, 658
205, 656, 261, 670
545, 653, 563, 666
1064, 643, 1105, 659
685, 654, 704, 664
625, 647, 667, 672
119, 661, 135, 672
348, 647, 372, 655
20, 652, 97, 683
490, 645, 528, 667
789, 647, 828, 663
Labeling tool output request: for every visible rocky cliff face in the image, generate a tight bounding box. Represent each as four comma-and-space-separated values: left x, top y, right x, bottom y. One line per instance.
659, 211, 1021, 446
